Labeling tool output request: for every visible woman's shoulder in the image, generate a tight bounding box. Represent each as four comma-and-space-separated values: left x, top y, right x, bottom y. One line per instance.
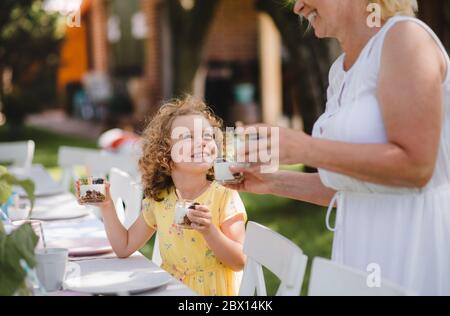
384, 17, 435, 45
381, 16, 446, 79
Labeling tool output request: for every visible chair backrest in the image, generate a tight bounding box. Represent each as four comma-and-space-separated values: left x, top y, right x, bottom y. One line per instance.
151, 233, 162, 267
0, 141, 35, 168
85, 151, 140, 181
57, 146, 102, 192
238, 221, 308, 296
109, 168, 143, 229
308, 257, 408, 296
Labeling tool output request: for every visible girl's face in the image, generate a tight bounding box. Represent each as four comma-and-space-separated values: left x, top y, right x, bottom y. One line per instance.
170, 114, 217, 175
293, 0, 362, 38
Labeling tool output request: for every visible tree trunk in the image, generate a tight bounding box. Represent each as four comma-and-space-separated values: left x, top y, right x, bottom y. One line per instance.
166, 0, 220, 97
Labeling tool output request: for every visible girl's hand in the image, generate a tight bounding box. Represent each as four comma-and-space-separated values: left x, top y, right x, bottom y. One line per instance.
187, 204, 214, 235
75, 180, 114, 209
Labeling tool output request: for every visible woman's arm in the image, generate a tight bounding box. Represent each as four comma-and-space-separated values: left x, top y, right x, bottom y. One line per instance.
266, 171, 336, 207
226, 167, 336, 207
256, 22, 444, 188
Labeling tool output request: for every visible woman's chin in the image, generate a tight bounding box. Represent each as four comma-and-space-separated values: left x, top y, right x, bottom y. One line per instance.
312, 22, 330, 39
313, 27, 326, 38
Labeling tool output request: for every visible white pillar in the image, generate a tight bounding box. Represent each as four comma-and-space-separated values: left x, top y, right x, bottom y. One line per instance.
258, 12, 283, 125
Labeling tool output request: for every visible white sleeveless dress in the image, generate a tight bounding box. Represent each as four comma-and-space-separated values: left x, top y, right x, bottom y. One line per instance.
312, 16, 450, 295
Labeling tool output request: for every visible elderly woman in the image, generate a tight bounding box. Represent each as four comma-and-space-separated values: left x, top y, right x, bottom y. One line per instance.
228, 0, 449, 295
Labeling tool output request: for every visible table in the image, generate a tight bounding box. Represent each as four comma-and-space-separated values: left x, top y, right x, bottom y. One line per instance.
16, 165, 196, 296
42, 198, 196, 296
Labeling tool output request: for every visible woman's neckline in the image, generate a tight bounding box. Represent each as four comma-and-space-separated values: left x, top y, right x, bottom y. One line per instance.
340, 17, 400, 74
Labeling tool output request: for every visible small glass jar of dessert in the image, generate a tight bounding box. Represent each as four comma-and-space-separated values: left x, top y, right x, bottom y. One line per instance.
174, 200, 199, 229
77, 177, 106, 203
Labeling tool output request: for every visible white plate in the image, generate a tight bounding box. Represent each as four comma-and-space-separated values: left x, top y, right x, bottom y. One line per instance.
30, 193, 90, 220
30, 208, 89, 221
46, 237, 113, 257
63, 270, 171, 295
10, 165, 64, 197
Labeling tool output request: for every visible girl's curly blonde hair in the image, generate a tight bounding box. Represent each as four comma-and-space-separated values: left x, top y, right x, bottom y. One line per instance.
139, 96, 222, 202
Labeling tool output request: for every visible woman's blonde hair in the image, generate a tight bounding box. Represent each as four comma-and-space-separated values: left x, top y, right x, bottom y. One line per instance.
368, 0, 417, 20
139, 95, 222, 202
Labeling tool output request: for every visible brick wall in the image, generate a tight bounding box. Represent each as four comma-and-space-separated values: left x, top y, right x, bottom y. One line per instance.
205, 0, 259, 62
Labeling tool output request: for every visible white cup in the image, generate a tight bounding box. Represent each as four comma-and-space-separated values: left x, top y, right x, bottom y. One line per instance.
214, 159, 248, 184
35, 248, 68, 292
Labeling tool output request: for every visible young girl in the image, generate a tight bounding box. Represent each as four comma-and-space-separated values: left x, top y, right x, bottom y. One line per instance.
79, 96, 247, 296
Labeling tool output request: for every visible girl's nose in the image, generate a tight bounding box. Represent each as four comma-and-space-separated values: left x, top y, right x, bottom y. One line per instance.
293, 1, 305, 15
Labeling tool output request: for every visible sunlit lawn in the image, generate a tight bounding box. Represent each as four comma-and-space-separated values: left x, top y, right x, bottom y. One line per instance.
0, 124, 333, 295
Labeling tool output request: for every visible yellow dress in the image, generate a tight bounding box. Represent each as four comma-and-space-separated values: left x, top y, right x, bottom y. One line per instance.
142, 181, 247, 296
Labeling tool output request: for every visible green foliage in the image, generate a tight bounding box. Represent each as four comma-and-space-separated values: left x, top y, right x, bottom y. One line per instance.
0, 222, 39, 296
0, 159, 38, 296
0, 166, 36, 211
0, 0, 65, 125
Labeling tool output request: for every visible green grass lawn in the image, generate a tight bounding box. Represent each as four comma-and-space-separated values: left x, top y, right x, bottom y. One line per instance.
1, 124, 333, 295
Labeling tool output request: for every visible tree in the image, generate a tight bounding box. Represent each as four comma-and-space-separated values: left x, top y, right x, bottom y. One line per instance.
165, 0, 221, 96
0, 0, 64, 134
256, 0, 338, 136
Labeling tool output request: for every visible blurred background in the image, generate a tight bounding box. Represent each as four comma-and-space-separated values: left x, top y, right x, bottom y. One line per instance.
0, 0, 449, 294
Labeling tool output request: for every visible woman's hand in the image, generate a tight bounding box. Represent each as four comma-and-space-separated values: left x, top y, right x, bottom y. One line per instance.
239, 124, 309, 166
187, 204, 214, 235
75, 180, 114, 209
224, 164, 278, 195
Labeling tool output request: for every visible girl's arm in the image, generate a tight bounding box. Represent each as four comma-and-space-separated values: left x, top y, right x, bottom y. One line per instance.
77, 182, 155, 258
188, 206, 246, 271
100, 203, 155, 258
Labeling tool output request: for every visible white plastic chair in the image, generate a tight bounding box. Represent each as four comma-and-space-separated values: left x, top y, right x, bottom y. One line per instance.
239, 221, 308, 296
0, 140, 35, 168
57, 146, 102, 192
109, 168, 143, 229
308, 257, 408, 296
109, 167, 161, 265
85, 151, 140, 181
151, 233, 162, 267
